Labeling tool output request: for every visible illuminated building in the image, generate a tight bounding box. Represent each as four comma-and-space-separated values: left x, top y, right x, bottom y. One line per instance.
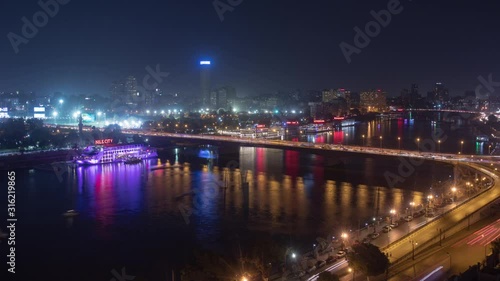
360, 89, 387, 112
200, 60, 211, 108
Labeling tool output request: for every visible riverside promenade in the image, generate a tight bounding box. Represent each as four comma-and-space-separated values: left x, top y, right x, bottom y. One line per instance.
277, 163, 497, 281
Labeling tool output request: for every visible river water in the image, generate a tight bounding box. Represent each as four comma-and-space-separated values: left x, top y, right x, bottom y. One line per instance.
4, 115, 482, 281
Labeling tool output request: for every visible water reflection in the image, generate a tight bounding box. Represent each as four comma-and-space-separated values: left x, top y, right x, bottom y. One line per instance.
64, 146, 438, 241
286, 115, 484, 154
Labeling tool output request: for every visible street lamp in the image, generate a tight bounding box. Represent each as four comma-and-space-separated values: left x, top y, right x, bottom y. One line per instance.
489, 145, 492, 155
362, 135, 365, 146
438, 140, 441, 153
410, 240, 417, 260
345, 133, 349, 145
398, 137, 401, 152
460, 140, 464, 154
409, 202, 415, 217
379, 136, 383, 148
348, 267, 354, 281
390, 209, 396, 224
416, 138, 420, 152
427, 195, 433, 216
341, 232, 348, 250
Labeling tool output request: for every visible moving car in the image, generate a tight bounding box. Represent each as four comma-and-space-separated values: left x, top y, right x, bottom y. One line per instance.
336, 250, 346, 258
404, 215, 413, 222
368, 232, 380, 239
382, 225, 392, 232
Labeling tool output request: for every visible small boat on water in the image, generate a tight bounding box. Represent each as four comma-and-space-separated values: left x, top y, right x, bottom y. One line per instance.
124, 157, 142, 164
62, 209, 79, 217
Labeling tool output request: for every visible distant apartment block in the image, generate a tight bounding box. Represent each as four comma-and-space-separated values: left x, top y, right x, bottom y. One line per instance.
360, 90, 387, 112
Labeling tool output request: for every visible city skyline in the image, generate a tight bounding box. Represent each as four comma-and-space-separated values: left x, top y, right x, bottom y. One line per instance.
1, 0, 499, 97
3, 2, 500, 280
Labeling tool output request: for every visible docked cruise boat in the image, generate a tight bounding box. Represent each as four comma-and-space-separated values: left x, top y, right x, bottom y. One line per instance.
332, 116, 358, 127
74, 138, 158, 165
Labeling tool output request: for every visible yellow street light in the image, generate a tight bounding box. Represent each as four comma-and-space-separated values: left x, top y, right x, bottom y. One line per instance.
409, 202, 415, 216
390, 209, 396, 223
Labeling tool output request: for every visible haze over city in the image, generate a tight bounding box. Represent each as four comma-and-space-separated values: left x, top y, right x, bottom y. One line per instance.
1, 0, 499, 97
3, 1, 500, 281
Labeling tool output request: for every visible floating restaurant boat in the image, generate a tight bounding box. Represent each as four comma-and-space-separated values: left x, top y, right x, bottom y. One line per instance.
74, 138, 158, 165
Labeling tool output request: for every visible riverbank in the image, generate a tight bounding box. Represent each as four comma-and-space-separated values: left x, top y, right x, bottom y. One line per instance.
0, 149, 78, 170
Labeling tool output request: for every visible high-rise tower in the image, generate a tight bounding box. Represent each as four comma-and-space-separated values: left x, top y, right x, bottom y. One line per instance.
200, 60, 211, 108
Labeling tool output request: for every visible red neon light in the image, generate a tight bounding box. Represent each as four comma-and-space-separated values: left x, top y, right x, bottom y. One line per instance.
95, 138, 113, 145
313, 119, 325, 123
397, 109, 404, 112
286, 121, 298, 125
256, 124, 266, 128
333, 117, 345, 120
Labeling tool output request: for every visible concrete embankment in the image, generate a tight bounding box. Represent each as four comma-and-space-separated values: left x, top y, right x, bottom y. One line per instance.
0, 149, 79, 170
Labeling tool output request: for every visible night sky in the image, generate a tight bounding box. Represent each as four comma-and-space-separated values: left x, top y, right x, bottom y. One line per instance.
0, 0, 499, 98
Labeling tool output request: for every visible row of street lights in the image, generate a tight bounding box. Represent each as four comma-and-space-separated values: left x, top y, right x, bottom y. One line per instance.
344, 135, 467, 154
245, 184, 471, 281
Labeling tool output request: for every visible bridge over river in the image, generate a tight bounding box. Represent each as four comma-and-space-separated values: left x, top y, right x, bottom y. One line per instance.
127, 130, 499, 280
49, 125, 500, 280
